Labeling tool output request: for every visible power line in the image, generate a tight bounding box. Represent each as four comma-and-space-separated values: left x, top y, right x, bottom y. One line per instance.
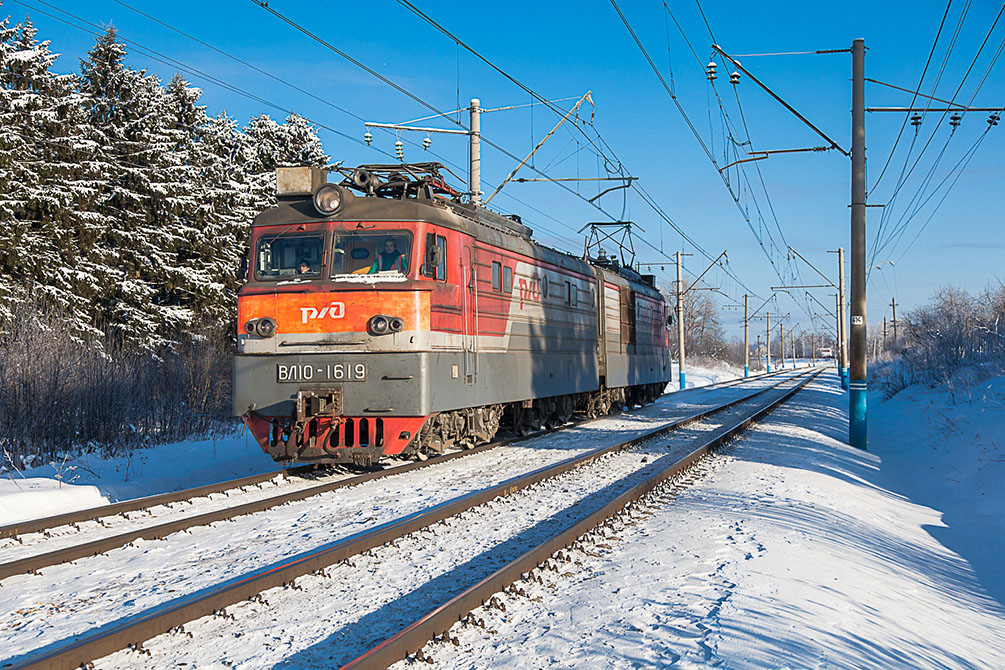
869, 0, 953, 192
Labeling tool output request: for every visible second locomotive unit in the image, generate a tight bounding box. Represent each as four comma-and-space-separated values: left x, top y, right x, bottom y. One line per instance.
235, 163, 672, 465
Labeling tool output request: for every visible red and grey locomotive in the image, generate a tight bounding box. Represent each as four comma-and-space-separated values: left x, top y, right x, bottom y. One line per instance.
234, 163, 672, 465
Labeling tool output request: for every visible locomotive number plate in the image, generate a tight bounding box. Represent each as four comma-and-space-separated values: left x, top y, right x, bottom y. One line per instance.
277, 363, 367, 383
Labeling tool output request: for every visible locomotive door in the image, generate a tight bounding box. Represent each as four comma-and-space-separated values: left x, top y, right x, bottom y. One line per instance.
595, 269, 607, 380
463, 244, 478, 384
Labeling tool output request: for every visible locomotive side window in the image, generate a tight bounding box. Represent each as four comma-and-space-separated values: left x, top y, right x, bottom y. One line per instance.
331, 231, 412, 275
503, 266, 514, 293
255, 234, 323, 280
422, 233, 447, 281
541, 275, 549, 298
492, 261, 502, 291
565, 281, 578, 306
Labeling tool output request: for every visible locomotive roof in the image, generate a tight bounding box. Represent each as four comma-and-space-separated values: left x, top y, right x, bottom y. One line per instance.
252, 193, 663, 302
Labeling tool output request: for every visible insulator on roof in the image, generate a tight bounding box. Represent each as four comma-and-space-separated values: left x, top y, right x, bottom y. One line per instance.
364, 131, 373, 146
422, 136, 432, 151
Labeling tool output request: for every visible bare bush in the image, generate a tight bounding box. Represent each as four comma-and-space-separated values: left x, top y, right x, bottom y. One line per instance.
0, 294, 235, 467
872, 283, 1005, 398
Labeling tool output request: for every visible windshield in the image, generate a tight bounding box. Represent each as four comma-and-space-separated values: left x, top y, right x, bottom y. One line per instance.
255, 233, 323, 280
331, 231, 412, 276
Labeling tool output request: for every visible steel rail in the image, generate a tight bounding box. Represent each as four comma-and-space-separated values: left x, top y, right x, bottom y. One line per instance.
0, 370, 803, 580
3, 370, 816, 670
342, 369, 822, 668
1, 367, 790, 543
0, 465, 312, 541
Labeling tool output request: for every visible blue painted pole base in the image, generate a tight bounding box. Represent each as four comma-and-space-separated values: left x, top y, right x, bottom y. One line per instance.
849, 381, 867, 449
766, 363, 771, 373
744, 365, 749, 378
679, 372, 686, 391
840, 368, 849, 390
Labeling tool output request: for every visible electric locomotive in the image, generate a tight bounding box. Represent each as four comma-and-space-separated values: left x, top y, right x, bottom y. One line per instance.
234, 164, 672, 466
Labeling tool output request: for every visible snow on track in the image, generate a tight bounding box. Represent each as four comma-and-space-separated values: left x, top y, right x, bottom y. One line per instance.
0, 372, 797, 662
394, 370, 1005, 670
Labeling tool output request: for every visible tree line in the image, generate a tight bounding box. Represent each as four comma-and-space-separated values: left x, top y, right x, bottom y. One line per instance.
0, 12, 327, 464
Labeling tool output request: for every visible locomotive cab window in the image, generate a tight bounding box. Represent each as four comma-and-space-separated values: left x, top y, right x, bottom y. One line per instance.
331, 231, 412, 276
503, 266, 514, 293
255, 234, 323, 280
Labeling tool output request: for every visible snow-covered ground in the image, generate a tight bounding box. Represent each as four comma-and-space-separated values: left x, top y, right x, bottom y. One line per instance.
11, 362, 999, 670
397, 369, 1005, 669
0, 362, 744, 526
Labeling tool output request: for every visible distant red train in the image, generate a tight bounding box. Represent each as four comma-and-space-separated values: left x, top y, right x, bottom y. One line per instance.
234, 163, 672, 465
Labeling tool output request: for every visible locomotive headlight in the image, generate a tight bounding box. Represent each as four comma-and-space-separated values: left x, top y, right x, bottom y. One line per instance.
254, 317, 277, 338
388, 317, 404, 333
312, 183, 348, 216
244, 319, 258, 335
368, 315, 390, 335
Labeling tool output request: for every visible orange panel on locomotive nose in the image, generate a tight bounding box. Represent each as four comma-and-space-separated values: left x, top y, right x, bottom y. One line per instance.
238, 291, 431, 335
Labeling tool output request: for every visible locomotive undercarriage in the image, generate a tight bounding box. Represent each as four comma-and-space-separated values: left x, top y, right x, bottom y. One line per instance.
403, 382, 667, 458
250, 382, 667, 467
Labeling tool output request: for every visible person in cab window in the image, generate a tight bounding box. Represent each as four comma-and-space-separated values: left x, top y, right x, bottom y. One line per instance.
368, 238, 408, 273
298, 260, 312, 275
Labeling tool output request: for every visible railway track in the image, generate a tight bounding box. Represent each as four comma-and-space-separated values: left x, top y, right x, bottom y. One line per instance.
0, 367, 813, 581
2, 367, 819, 670
0, 364, 795, 543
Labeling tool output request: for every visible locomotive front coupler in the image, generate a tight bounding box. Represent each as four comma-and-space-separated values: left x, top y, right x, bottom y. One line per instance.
295, 388, 343, 422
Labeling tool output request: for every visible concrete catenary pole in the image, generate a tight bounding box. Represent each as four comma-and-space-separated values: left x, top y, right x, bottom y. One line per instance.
850, 39, 867, 449
766, 312, 772, 373
791, 330, 796, 369
780, 321, 785, 370
676, 250, 686, 390
469, 98, 481, 206
744, 294, 750, 378
890, 297, 898, 342
838, 247, 849, 389
812, 331, 816, 366
756, 334, 762, 370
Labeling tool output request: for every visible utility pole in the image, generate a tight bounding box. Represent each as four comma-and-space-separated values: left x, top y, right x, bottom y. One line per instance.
766, 312, 772, 373
469, 98, 481, 205
791, 330, 795, 369
756, 334, 762, 370
780, 322, 785, 370
850, 38, 867, 450
676, 250, 685, 391
890, 297, 898, 343
811, 332, 816, 366
838, 247, 849, 389
883, 317, 887, 347
744, 294, 749, 378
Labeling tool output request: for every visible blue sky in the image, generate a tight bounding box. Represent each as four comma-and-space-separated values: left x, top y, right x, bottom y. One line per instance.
6, 0, 1003, 337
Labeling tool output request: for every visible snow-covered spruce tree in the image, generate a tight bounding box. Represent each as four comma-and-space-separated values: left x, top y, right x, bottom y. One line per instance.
245, 112, 330, 207
0, 15, 102, 338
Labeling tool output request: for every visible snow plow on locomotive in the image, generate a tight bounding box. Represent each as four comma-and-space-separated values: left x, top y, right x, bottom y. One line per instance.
234, 164, 673, 466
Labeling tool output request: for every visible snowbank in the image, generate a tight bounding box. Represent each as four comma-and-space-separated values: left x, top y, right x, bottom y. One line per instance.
0, 431, 278, 525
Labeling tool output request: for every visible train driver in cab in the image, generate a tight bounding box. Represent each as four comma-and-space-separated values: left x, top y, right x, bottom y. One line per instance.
368, 237, 408, 274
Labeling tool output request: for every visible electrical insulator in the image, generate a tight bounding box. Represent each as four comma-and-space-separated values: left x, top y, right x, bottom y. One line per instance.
910, 113, 922, 128
706, 60, 717, 81
394, 139, 404, 161
988, 112, 1000, 128
949, 113, 961, 128
364, 131, 373, 146
729, 70, 740, 85
422, 136, 431, 151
